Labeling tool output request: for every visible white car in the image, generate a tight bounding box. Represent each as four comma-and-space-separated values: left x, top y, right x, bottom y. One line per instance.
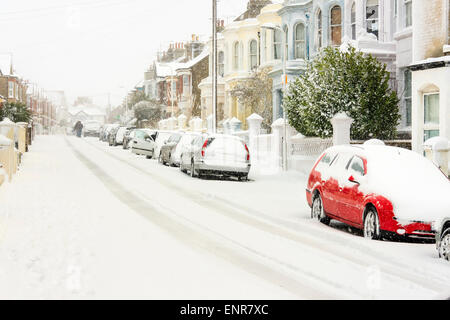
154, 130, 177, 160
130, 129, 157, 159
180, 134, 251, 181
114, 127, 128, 145
170, 132, 203, 166
84, 120, 102, 137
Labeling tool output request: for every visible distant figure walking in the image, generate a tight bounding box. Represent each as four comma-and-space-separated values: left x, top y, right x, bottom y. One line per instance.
74, 121, 84, 138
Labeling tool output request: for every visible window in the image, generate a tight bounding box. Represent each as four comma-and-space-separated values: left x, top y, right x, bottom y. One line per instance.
8, 82, 14, 98
348, 156, 366, 176
351, 2, 356, 40
424, 93, 440, 141
295, 23, 306, 59
405, 0, 412, 27
233, 42, 239, 70
404, 70, 412, 126
316, 9, 323, 49
249, 40, 258, 70
274, 29, 282, 60
366, 0, 379, 39
218, 51, 224, 76
330, 5, 342, 46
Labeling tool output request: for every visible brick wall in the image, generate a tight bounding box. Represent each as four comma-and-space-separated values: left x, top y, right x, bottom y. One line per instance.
413, 0, 447, 60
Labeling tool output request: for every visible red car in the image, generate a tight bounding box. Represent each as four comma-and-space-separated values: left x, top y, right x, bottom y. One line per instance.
306, 145, 450, 241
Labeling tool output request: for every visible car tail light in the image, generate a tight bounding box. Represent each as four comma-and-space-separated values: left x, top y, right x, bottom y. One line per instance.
244, 144, 250, 161
201, 140, 208, 157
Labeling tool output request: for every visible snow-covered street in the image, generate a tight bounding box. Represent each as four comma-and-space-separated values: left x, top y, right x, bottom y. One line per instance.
1, 135, 450, 300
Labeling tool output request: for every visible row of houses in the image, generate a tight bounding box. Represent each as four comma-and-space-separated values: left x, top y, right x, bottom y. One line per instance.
132, 0, 449, 154
0, 53, 60, 131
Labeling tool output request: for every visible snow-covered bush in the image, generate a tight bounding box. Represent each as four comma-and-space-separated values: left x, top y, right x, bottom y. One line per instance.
283, 46, 400, 140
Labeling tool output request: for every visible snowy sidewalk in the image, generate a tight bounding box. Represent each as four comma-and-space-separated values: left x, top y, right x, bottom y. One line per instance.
0, 135, 297, 299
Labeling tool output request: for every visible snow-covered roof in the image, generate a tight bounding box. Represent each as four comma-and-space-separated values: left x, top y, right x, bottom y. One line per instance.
68, 105, 105, 117
176, 50, 209, 71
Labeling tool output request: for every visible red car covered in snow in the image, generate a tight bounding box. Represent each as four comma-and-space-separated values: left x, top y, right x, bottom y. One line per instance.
306, 144, 450, 241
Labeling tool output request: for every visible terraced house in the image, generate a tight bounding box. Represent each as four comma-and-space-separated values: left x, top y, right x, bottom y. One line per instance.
0, 54, 28, 104
270, 0, 417, 137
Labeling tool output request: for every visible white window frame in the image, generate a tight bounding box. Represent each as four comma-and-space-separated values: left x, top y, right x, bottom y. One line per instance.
423, 92, 440, 140
233, 41, 240, 70
351, 1, 356, 40
295, 23, 306, 59
273, 29, 282, 60
8, 81, 14, 98
366, 0, 379, 40
249, 39, 258, 70
404, 0, 412, 27
330, 5, 342, 47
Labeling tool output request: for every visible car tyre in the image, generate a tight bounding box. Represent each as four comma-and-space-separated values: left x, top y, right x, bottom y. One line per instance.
439, 228, 450, 261
190, 160, 197, 178
363, 208, 381, 240
311, 194, 330, 225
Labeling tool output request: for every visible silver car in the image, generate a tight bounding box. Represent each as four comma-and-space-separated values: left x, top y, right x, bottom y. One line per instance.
154, 130, 177, 160
130, 129, 157, 159
180, 134, 251, 181
170, 132, 203, 166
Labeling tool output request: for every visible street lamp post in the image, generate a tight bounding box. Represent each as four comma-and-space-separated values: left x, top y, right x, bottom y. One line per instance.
212, 0, 218, 134
261, 23, 288, 171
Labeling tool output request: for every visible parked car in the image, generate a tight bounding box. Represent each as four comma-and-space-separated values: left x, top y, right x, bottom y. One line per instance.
153, 130, 176, 160
435, 218, 450, 261
100, 124, 117, 142
170, 132, 203, 167
84, 120, 102, 137
109, 126, 128, 146
108, 126, 120, 146
159, 132, 183, 166
122, 128, 136, 150
180, 134, 251, 181
306, 145, 450, 241
130, 129, 157, 159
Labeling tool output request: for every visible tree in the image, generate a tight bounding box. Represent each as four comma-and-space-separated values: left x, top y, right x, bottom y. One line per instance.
0, 102, 32, 123
283, 46, 400, 140
229, 67, 273, 130
133, 100, 164, 128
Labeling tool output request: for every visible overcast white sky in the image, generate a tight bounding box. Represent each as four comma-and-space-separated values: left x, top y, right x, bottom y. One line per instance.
1, 0, 261, 107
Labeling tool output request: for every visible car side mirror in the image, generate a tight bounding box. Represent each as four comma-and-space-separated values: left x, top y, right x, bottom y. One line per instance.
348, 175, 360, 185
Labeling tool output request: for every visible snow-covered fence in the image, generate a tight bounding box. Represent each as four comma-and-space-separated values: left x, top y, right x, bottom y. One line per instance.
288, 135, 333, 174
424, 137, 449, 177
0, 135, 14, 182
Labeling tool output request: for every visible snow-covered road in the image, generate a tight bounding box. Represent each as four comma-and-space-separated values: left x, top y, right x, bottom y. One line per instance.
1, 135, 449, 299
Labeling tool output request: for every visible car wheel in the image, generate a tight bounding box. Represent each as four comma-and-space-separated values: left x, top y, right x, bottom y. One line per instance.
311, 194, 330, 225
363, 208, 381, 240
180, 157, 187, 173
190, 160, 197, 178
439, 228, 450, 261
238, 175, 248, 182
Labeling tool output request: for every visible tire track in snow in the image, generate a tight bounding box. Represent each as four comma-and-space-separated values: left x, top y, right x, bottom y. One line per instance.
66, 137, 335, 299
80, 137, 450, 297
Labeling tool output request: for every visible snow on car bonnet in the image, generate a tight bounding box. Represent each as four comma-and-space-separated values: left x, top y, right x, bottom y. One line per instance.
363, 146, 450, 222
